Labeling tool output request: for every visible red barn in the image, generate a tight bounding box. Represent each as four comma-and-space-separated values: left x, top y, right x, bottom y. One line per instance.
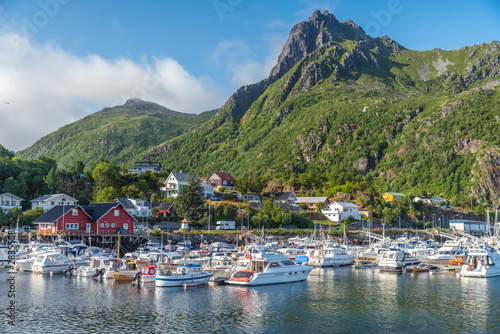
33, 203, 136, 235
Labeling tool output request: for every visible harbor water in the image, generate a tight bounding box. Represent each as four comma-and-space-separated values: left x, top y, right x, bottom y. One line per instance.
1, 267, 499, 333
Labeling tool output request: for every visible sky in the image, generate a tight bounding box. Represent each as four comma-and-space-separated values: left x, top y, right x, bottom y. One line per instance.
1, 0, 500, 152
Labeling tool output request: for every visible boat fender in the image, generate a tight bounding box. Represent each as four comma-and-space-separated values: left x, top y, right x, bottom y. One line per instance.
245, 253, 252, 260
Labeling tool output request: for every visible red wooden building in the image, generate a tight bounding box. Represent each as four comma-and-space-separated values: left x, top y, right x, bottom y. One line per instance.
33, 203, 136, 235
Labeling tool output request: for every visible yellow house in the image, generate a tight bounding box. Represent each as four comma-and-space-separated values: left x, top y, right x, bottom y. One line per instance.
382, 192, 406, 202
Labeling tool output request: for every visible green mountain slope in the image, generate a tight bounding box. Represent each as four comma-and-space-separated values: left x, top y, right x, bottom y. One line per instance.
17, 98, 217, 169
143, 11, 500, 205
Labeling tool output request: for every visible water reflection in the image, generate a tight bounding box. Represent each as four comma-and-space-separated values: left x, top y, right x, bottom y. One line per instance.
1, 267, 500, 333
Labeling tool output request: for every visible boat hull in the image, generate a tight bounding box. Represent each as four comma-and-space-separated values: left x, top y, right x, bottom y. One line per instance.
226, 268, 312, 286
113, 270, 140, 281
32, 264, 72, 274
156, 273, 213, 287
461, 266, 500, 278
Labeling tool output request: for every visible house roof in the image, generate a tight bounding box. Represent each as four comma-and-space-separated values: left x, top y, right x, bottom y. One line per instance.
0, 192, 24, 201
331, 202, 359, 209
296, 197, 328, 203
209, 172, 235, 182
170, 172, 190, 183
32, 205, 89, 224
275, 192, 295, 200
152, 202, 175, 211
384, 192, 406, 197
87, 203, 131, 221
30, 193, 78, 203
117, 197, 135, 209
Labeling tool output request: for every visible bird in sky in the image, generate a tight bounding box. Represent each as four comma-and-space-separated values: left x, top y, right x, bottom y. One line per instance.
358, 106, 368, 112
4, 102, 9, 104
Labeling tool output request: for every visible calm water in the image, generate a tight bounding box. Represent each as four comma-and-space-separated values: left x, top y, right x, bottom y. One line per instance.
1, 267, 499, 333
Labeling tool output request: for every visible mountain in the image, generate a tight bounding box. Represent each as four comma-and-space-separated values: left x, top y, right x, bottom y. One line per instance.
142, 10, 500, 205
17, 98, 217, 169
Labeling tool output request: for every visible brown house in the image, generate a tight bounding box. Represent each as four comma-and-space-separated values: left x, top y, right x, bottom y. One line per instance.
206, 172, 236, 191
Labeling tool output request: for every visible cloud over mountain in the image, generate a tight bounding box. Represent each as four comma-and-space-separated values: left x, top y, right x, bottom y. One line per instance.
0, 32, 225, 151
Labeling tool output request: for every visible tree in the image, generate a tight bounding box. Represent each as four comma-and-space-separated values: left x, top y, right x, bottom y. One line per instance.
175, 172, 205, 225
298, 203, 308, 211
92, 161, 121, 200
316, 202, 326, 212
95, 186, 120, 203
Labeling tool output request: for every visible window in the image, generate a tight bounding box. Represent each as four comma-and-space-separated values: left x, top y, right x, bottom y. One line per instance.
105, 223, 109, 227
111, 223, 115, 227
100, 223, 104, 227
65, 223, 78, 230
51, 201, 54, 205
222, 180, 227, 185
72, 209, 78, 216
123, 223, 128, 229
114, 210, 119, 217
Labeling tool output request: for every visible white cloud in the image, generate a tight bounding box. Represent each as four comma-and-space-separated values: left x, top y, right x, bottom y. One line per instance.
0, 32, 226, 152
211, 34, 286, 88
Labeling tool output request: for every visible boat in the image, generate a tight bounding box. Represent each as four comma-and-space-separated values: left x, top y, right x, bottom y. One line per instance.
155, 263, 213, 287
32, 252, 75, 274
307, 247, 355, 267
425, 240, 463, 264
0, 245, 9, 267
378, 250, 422, 272
207, 255, 234, 279
460, 247, 500, 278
411, 263, 432, 272
449, 255, 467, 266
225, 247, 313, 286
112, 258, 150, 281
132, 265, 157, 283
76, 256, 114, 277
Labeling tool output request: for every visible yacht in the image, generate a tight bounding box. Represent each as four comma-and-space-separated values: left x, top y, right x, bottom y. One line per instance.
426, 240, 463, 264
460, 247, 500, 278
32, 252, 75, 274
307, 247, 355, 267
155, 263, 213, 287
225, 247, 313, 286
378, 250, 422, 272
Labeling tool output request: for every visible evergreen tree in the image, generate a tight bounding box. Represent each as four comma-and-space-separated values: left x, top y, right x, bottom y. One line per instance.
175, 172, 205, 225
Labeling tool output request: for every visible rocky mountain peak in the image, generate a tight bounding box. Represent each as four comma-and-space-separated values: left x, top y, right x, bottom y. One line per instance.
269, 10, 368, 79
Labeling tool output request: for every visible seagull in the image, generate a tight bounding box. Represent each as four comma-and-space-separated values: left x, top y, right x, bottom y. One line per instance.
358, 106, 368, 112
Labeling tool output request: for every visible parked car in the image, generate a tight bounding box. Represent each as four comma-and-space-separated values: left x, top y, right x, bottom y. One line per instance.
282, 225, 292, 230
230, 199, 241, 202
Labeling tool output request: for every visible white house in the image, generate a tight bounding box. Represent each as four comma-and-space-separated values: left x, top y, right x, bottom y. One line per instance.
0, 193, 24, 213
31, 194, 78, 211
414, 197, 448, 205
117, 197, 152, 218
161, 172, 214, 198
321, 202, 361, 222
296, 197, 330, 210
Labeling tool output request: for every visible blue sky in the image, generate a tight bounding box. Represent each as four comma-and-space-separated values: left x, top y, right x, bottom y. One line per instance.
1, 0, 500, 151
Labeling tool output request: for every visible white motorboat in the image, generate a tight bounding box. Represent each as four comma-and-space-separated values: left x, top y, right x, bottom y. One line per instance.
32, 252, 74, 274
460, 247, 500, 278
307, 247, 355, 267
226, 247, 313, 286
76, 256, 113, 277
207, 255, 234, 279
426, 240, 463, 264
156, 263, 213, 287
378, 250, 422, 272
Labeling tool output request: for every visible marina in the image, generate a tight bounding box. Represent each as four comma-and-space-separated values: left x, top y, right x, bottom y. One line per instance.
2, 230, 500, 333
2, 262, 500, 333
